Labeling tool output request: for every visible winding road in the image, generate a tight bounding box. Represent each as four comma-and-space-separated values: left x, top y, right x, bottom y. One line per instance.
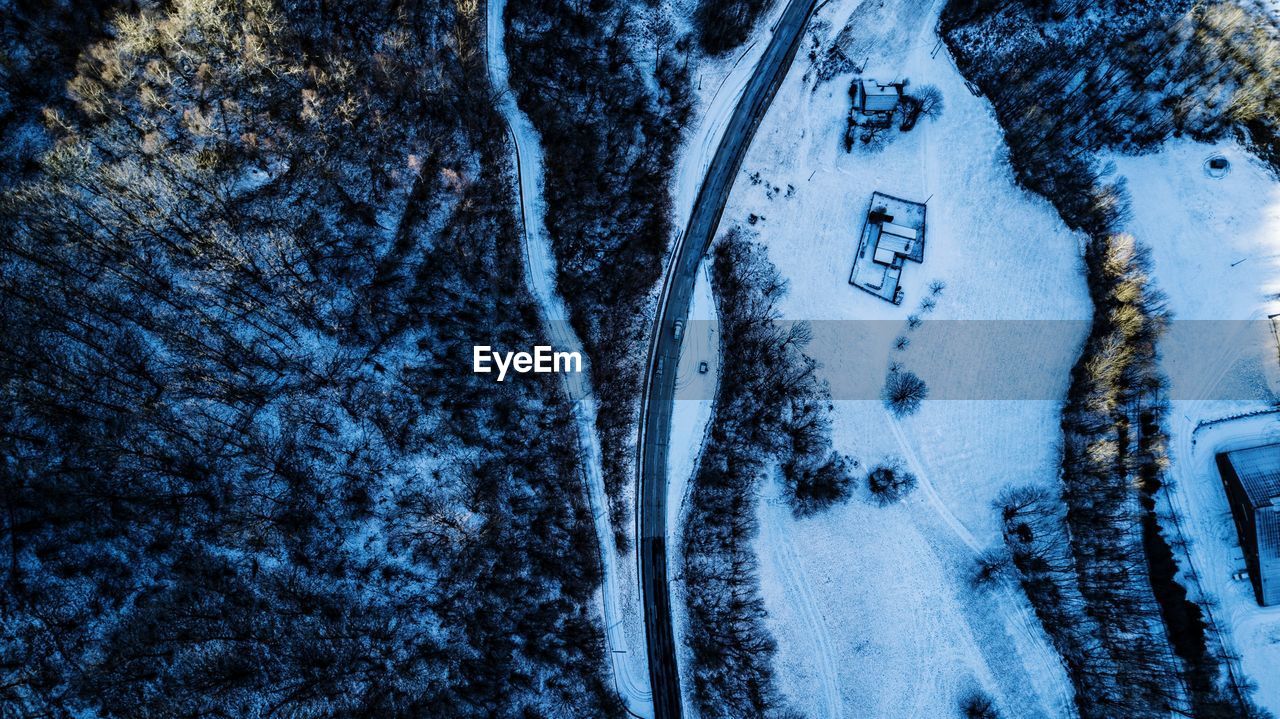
637, 1, 820, 716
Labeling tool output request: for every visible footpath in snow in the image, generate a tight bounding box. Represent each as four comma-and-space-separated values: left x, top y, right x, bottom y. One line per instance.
485, 2, 653, 715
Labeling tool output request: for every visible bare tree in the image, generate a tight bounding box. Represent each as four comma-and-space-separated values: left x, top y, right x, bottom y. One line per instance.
866, 460, 917, 505
883, 369, 928, 416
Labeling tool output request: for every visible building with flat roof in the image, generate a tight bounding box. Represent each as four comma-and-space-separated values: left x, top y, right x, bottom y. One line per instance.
1217, 443, 1280, 606
849, 192, 926, 305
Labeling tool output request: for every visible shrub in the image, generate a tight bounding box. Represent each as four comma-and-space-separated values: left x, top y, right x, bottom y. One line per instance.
898, 94, 924, 131
961, 691, 1000, 719
867, 460, 917, 505
971, 551, 1012, 589
785, 451, 857, 517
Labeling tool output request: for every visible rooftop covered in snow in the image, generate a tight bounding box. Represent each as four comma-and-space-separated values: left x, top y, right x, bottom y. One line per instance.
1218, 443, 1280, 606
849, 192, 926, 305
855, 78, 903, 114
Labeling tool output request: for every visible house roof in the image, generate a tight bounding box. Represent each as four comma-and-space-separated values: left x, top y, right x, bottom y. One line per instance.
861, 79, 900, 112
882, 222, 918, 241
873, 246, 898, 266
876, 232, 912, 256
1226, 444, 1280, 605
1226, 444, 1280, 507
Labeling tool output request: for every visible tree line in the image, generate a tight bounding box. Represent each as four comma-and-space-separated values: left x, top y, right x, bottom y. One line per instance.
943, 0, 1280, 234
943, 0, 1277, 714
503, 0, 694, 550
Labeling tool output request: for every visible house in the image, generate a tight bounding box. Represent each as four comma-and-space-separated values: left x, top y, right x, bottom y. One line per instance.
849, 192, 926, 305
1217, 444, 1280, 606
854, 78, 902, 115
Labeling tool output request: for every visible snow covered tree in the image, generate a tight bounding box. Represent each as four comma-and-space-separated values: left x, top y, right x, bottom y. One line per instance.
0, 1, 619, 715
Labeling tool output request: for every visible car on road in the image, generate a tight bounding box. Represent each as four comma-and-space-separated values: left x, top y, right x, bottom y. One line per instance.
698, 361, 709, 374
673, 320, 684, 341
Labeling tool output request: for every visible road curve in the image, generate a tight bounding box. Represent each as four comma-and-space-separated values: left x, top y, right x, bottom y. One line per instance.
637, 2, 820, 717
484, 0, 654, 715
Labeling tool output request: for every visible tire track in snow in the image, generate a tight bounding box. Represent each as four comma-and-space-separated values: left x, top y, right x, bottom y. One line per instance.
886, 416, 981, 553
762, 495, 843, 719
886, 414, 1076, 718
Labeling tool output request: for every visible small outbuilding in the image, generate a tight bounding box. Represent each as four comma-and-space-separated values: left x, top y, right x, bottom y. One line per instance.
1217, 444, 1280, 606
854, 78, 903, 115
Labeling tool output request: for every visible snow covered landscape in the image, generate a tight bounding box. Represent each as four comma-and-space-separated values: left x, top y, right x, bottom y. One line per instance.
6, 0, 1280, 716
708, 0, 1093, 714
487, 0, 653, 712
1110, 140, 1280, 711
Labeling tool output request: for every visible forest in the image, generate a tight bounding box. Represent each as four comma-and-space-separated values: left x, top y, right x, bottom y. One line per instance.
8, 0, 1280, 715
503, 0, 694, 549
1, 1, 618, 716
943, 0, 1280, 233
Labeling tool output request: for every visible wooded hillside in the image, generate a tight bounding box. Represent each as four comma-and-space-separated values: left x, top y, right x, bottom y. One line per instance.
1, 1, 618, 716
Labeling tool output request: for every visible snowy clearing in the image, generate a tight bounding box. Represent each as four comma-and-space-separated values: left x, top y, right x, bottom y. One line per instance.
717, 0, 1095, 714
1110, 140, 1280, 713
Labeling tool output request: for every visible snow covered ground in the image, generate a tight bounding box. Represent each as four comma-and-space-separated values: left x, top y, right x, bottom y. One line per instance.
714, 0, 1095, 714
1250, 0, 1280, 23
1109, 140, 1280, 713
668, 0, 793, 236
667, 265, 719, 717
659, 3, 792, 714
485, 2, 652, 714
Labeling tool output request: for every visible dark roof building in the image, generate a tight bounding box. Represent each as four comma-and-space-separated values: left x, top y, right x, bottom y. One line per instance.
1217, 444, 1280, 606
849, 192, 926, 305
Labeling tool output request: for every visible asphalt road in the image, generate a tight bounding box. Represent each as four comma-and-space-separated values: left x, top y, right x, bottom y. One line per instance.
637, 2, 819, 717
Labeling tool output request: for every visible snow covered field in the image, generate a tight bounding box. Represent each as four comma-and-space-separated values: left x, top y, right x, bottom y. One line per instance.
714, 0, 1096, 714
1109, 140, 1280, 713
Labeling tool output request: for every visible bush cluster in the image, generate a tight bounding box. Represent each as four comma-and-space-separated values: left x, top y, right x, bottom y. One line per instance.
694, 0, 773, 55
